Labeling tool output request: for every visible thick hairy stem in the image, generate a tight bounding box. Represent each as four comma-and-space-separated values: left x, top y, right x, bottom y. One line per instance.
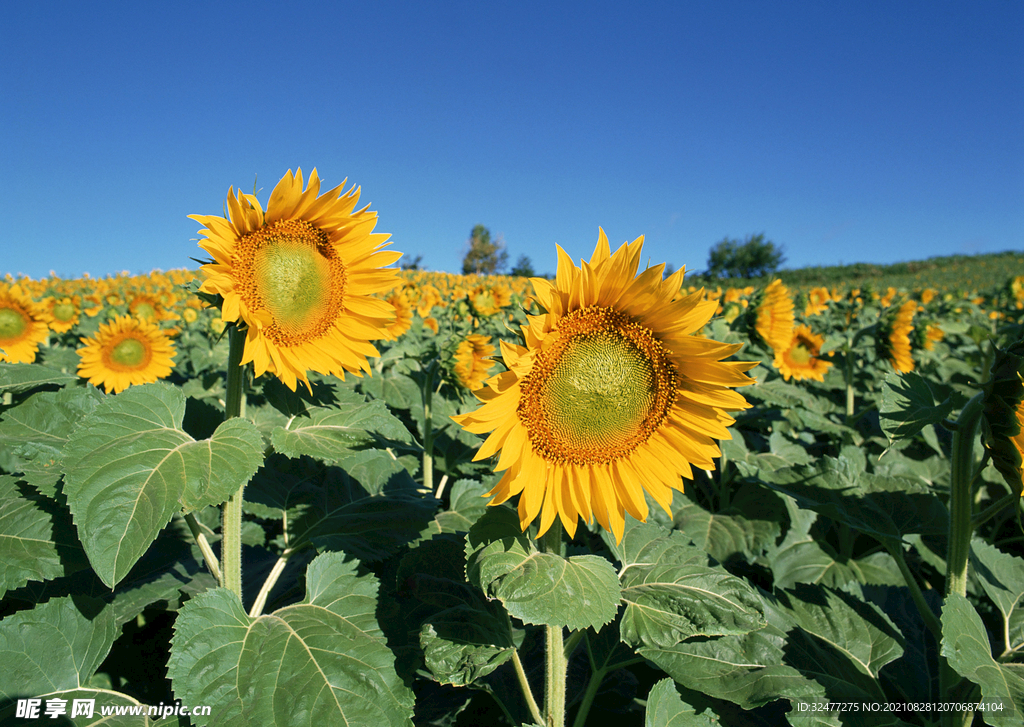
220, 325, 248, 599
540, 522, 566, 727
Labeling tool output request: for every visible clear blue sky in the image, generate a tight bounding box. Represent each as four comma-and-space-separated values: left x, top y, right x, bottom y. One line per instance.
2, 1, 1022, 280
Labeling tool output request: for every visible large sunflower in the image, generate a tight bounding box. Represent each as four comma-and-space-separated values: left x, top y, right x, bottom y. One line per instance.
0, 284, 50, 363
191, 169, 400, 391
775, 325, 832, 382
453, 230, 756, 542
76, 315, 176, 393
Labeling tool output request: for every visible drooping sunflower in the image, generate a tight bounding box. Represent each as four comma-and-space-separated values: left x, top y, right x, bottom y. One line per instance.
754, 280, 795, 352
0, 284, 50, 363
453, 334, 496, 390
774, 325, 832, 382
76, 315, 176, 393
191, 168, 400, 391
452, 230, 757, 542
803, 287, 831, 317
886, 300, 916, 373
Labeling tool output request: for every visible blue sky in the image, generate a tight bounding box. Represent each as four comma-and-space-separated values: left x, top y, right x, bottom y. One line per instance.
2, 1, 1021, 280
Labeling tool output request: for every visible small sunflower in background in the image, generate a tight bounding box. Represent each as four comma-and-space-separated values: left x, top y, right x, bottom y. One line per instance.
452, 333, 496, 390
191, 168, 400, 391
382, 290, 413, 340
753, 279, 795, 353
453, 229, 756, 543
76, 315, 176, 393
0, 284, 51, 363
803, 286, 831, 317
774, 325, 832, 382
45, 296, 81, 333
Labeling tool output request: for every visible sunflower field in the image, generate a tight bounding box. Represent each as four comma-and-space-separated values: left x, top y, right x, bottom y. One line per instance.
1, 170, 1023, 727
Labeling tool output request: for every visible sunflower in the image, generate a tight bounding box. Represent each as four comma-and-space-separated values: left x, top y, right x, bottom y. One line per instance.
191, 168, 400, 391
774, 325, 832, 382
754, 280, 794, 352
453, 334, 496, 390
804, 287, 831, 317
76, 315, 176, 393
887, 300, 916, 373
383, 290, 413, 340
452, 230, 756, 542
0, 285, 50, 363
46, 296, 81, 333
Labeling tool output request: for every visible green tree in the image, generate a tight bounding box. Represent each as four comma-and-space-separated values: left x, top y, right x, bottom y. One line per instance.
461, 224, 508, 275
510, 254, 535, 277
706, 233, 785, 279
400, 254, 423, 271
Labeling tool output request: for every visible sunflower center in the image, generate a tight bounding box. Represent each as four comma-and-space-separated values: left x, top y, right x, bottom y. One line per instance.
53, 302, 77, 322
518, 305, 677, 466
109, 337, 149, 369
788, 341, 813, 366
237, 219, 347, 346
0, 308, 28, 341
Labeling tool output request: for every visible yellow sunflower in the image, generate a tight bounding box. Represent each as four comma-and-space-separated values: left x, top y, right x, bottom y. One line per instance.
887, 300, 916, 373
191, 169, 400, 391
804, 287, 831, 317
0, 285, 51, 363
452, 230, 756, 543
76, 315, 176, 393
453, 334, 496, 390
754, 280, 794, 352
383, 290, 413, 340
774, 325, 832, 382
45, 296, 81, 333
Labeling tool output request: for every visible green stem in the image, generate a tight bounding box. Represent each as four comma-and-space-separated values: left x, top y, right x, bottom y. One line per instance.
511, 649, 543, 726
220, 324, 248, 600
971, 493, 1018, 530
946, 393, 984, 599
885, 542, 941, 641
421, 363, 436, 493
570, 666, 605, 727
182, 512, 221, 582
941, 392, 985, 727
540, 522, 566, 727
249, 550, 291, 618
843, 342, 855, 421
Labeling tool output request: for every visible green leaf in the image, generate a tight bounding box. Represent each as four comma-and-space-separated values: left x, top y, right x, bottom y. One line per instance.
0, 475, 86, 598
614, 519, 766, 648
0, 362, 78, 393
940, 593, 1024, 726
270, 399, 413, 465
644, 678, 720, 726
0, 596, 117, 699
61, 383, 264, 588
672, 485, 782, 563
168, 552, 414, 727
466, 508, 621, 630
878, 372, 954, 446
971, 539, 1024, 654
639, 625, 836, 721
757, 456, 948, 546
429, 478, 490, 535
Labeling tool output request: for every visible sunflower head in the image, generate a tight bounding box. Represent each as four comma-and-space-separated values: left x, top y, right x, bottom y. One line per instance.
880, 299, 917, 373
752, 280, 794, 352
774, 324, 832, 382
450, 333, 497, 391
982, 340, 1024, 498
0, 284, 51, 364
452, 229, 756, 543
76, 315, 176, 394
191, 169, 401, 391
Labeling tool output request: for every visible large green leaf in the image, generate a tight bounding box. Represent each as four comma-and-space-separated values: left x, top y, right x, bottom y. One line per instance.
0, 362, 78, 393
0, 596, 117, 699
757, 456, 948, 546
971, 538, 1024, 655
940, 593, 1024, 726
644, 678, 720, 727
614, 521, 765, 649
270, 399, 413, 465
0, 475, 86, 598
672, 485, 782, 564
61, 383, 264, 588
466, 508, 621, 631
878, 371, 954, 447
168, 552, 414, 727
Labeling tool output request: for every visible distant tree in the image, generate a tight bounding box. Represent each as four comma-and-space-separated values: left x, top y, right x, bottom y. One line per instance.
400, 254, 424, 271
663, 263, 677, 279
510, 254, 536, 277
706, 233, 785, 279
462, 225, 508, 275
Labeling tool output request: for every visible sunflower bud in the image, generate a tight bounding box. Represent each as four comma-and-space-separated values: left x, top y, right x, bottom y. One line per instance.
982, 340, 1024, 498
